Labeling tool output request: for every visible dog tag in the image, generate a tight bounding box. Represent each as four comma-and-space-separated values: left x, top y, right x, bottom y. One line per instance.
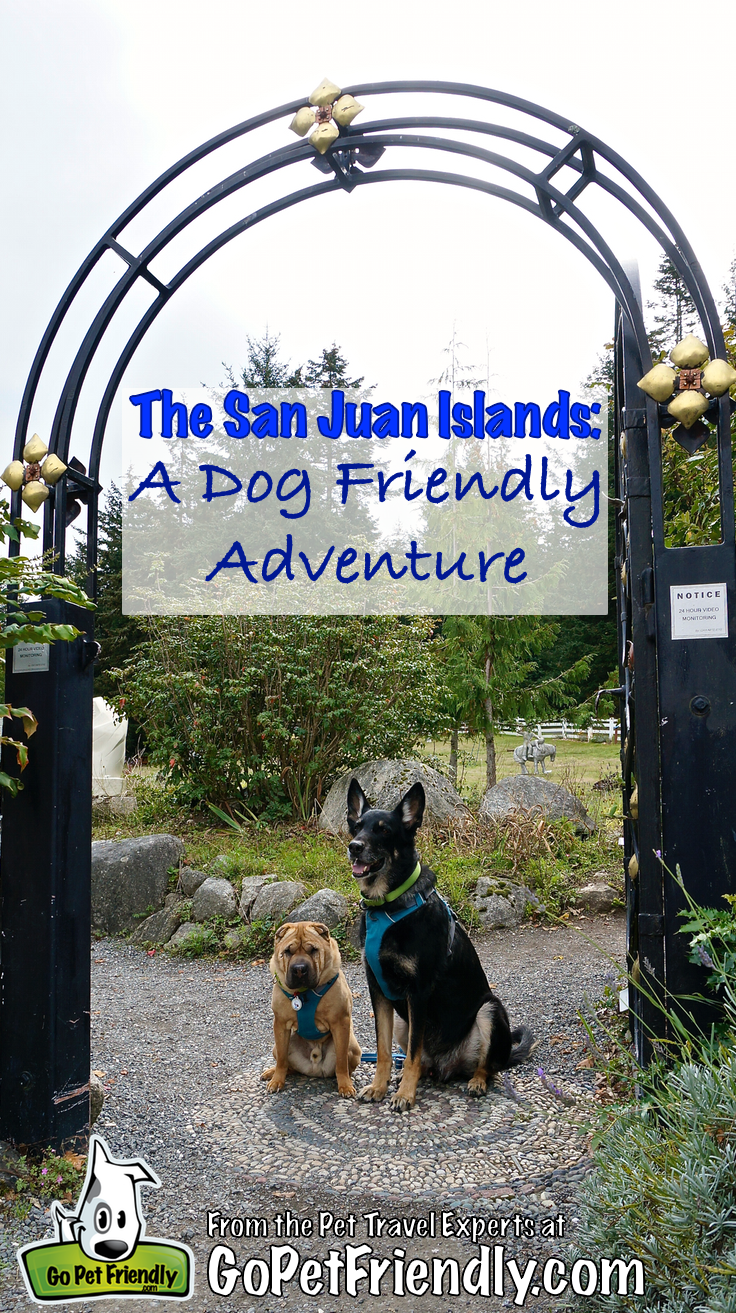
291, 996, 302, 1012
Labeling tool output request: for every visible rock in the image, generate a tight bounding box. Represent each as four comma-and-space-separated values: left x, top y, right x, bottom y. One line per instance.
129, 898, 185, 946
239, 873, 279, 919
284, 889, 350, 929
479, 775, 595, 835
91, 835, 185, 935
191, 877, 239, 922
223, 927, 246, 950
251, 880, 308, 922
167, 922, 201, 952
90, 1074, 105, 1126
109, 795, 137, 816
471, 876, 537, 930
320, 759, 471, 837
179, 868, 209, 897
575, 882, 619, 913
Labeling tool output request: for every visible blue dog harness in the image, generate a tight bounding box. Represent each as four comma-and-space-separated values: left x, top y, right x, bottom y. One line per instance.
277, 974, 340, 1042
364, 882, 455, 1002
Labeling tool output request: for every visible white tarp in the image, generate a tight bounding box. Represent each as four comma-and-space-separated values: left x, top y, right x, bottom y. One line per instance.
92, 697, 127, 797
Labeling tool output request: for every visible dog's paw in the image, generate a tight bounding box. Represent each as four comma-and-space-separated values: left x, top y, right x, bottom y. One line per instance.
260, 1067, 276, 1082
337, 1079, 356, 1099
467, 1074, 487, 1097
389, 1090, 415, 1112
266, 1073, 286, 1093
358, 1082, 387, 1103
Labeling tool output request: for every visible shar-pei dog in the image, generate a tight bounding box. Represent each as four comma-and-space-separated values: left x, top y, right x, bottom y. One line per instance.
261, 920, 361, 1098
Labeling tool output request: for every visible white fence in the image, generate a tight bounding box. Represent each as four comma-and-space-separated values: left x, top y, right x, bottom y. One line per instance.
497, 717, 619, 743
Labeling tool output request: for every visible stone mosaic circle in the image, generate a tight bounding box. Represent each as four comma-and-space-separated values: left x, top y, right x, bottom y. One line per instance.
192, 1063, 591, 1202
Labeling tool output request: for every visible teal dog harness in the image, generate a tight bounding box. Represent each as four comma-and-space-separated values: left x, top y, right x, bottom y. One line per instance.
364, 893, 428, 1000
277, 974, 340, 1042
363, 866, 455, 1001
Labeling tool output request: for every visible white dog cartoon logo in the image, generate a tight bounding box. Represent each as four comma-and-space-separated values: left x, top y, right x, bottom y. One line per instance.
50, 1135, 160, 1262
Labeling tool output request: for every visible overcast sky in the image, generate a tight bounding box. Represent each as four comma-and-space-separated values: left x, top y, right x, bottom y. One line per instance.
2, 0, 735, 504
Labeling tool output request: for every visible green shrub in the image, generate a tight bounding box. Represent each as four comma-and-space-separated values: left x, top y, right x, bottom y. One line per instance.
568, 882, 736, 1311
113, 615, 446, 817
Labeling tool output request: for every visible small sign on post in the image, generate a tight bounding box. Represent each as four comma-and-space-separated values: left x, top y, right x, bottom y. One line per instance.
669, 583, 728, 640
12, 642, 50, 672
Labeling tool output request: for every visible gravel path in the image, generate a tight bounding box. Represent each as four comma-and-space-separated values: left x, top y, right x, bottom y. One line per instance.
1, 914, 625, 1312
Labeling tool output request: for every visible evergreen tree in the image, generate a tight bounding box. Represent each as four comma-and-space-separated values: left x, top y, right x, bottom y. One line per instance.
69, 486, 147, 709
722, 256, 736, 332
440, 616, 589, 790
305, 343, 364, 389
221, 329, 305, 389
647, 255, 698, 355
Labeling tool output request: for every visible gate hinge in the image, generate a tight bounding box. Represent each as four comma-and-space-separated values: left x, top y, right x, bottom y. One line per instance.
627, 476, 651, 498
623, 408, 647, 429
639, 913, 664, 937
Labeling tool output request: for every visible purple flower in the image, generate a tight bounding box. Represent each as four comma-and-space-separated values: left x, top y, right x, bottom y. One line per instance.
655, 850, 662, 859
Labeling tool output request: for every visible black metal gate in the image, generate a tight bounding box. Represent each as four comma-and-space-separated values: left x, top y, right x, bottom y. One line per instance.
2, 79, 734, 1145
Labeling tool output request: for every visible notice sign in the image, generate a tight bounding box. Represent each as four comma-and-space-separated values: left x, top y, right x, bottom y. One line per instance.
670, 583, 728, 640
12, 642, 51, 672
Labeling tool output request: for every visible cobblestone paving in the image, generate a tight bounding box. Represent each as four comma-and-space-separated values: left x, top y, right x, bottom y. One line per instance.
0, 915, 626, 1311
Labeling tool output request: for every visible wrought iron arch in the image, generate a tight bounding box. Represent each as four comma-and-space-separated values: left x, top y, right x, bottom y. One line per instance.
10, 80, 732, 575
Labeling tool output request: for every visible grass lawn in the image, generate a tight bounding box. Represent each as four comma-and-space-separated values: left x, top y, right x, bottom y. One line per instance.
426, 733, 621, 804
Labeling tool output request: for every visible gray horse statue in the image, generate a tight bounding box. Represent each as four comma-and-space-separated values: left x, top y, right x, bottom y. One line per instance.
513, 733, 556, 775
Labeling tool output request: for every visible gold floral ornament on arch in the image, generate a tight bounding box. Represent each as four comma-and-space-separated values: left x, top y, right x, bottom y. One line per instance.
1, 434, 67, 512
288, 77, 364, 154
637, 333, 736, 455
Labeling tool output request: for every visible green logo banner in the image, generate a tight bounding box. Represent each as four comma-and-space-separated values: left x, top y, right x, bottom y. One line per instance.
19, 1239, 192, 1303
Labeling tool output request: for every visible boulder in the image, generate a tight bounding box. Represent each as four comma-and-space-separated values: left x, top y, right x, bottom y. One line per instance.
223, 927, 246, 950
91, 835, 185, 935
251, 880, 308, 922
129, 897, 185, 946
167, 922, 201, 952
191, 877, 238, 922
320, 760, 471, 837
479, 775, 595, 835
575, 882, 619, 913
239, 873, 279, 919
471, 876, 538, 930
284, 889, 350, 929
90, 1074, 105, 1126
179, 868, 209, 897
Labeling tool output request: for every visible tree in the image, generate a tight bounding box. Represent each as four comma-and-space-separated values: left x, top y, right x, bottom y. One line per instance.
113, 615, 445, 816
221, 329, 305, 389
69, 486, 147, 710
647, 255, 698, 356
304, 343, 364, 390
440, 616, 589, 790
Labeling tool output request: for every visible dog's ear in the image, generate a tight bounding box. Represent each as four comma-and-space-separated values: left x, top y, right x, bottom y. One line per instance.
274, 924, 290, 943
312, 923, 331, 940
395, 781, 425, 832
346, 778, 368, 832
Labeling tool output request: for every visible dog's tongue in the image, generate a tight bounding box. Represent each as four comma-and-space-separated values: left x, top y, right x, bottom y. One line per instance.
351, 861, 370, 877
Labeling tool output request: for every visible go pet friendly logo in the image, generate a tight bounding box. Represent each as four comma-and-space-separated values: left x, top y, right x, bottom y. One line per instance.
17, 1135, 193, 1303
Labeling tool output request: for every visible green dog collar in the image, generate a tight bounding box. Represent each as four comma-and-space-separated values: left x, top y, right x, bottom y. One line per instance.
362, 861, 421, 908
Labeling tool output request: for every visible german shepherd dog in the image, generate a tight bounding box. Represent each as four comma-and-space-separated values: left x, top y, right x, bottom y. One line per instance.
348, 778, 535, 1112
